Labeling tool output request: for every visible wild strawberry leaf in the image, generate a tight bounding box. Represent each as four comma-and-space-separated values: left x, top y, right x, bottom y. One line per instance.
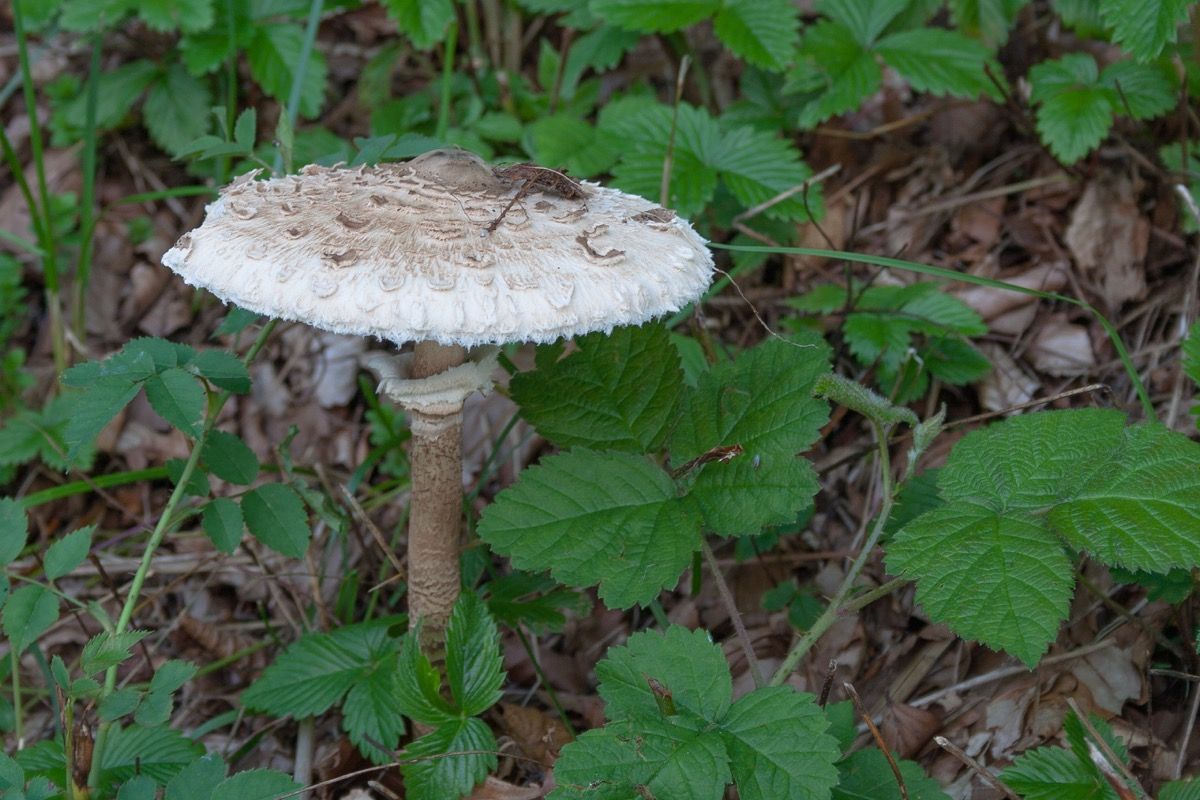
1100, 0, 1190, 61
713, 0, 799, 70
445, 593, 504, 717
402, 717, 496, 800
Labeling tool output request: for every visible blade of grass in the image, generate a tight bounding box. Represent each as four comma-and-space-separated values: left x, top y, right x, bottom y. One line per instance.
436, 21, 460, 141
681, 243, 1153, 417
72, 36, 103, 343
272, 0, 324, 175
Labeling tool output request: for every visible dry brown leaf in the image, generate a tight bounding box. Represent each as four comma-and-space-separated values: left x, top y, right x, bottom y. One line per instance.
978, 344, 1040, 412
495, 702, 571, 768
1064, 175, 1148, 310
467, 776, 547, 800
1029, 316, 1096, 377
956, 263, 1069, 323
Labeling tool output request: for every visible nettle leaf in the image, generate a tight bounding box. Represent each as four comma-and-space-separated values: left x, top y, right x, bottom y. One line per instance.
833, 749, 952, 800
247, 24, 327, 119
144, 368, 205, 436
44, 525, 94, 580
241, 484, 311, 558
479, 450, 701, 608
203, 431, 259, 485
3, 585, 58, 654
511, 324, 683, 453
382, 0, 455, 49
1029, 53, 1117, 164
671, 335, 831, 535
794, 20, 881, 128
887, 409, 1200, 665
551, 626, 840, 800
590, 0, 720, 33
948, 0, 1030, 46
875, 28, 1004, 99
1100, 0, 1190, 61
143, 63, 212, 156
713, 0, 799, 71
0, 498, 28, 565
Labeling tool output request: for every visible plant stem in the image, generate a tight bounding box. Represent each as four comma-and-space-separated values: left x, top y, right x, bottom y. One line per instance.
700, 538, 764, 688
770, 422, 897, 686
10, 651, 22, 748
71, 36, 103, 342
273, 0, 323, 175
437, 21, 460, 141
19, 467, 170, 509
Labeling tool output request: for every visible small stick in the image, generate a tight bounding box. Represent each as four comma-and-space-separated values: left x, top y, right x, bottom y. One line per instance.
817, 660, 837, 707
1066, 698, 1149, 800
342, 486, 408, 590
701, 539, 765, 689
934, 736, 1021, 800
844, 682, 908, 800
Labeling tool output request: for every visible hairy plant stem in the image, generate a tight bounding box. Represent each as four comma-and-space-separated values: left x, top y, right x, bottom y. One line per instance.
11, 651, 22, 748
770, 422, 897, 687
701, 539, 764, 688
88, 320, 277, 787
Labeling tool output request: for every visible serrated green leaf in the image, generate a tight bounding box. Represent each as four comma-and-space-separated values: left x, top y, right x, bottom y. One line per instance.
511, 324, 683, 453
888, 409, 1200, 665
0, 751, 22, 789
151, 660, 197, 695
3, 585, 59, 654
214, 305, 260, 337
1099, 60, 1177, 119
202, 498, 244, 554
145, 367, 206, 436
191, 350, 252, 394
135, 0, 213, 31
52, 59, 156, 138
600, 626, 732, 722
833, 748, 952, 799
1161, 779, 1200, 800
209, 770, 299, 800
382, 0, 454, 49
478, 450, 701, 608
484, 572, 589, 632
342, 657, 406, 764
0, 498, 28, 565
100, 724, 204, 784
63, 380, 142, 459
560, 26, 640, 99
524, 114, 619, 177
144, 63, 212, 156
234, 109, 257, 151
396, 629, 455, 726
402, 717, 497, 800
1030, 54, 1117, 164
164, 755, 227, 800
118, 775, 158, 800
0, 410, 46, 469
1100, 0, 1190, 61
81, 630, 149, 676
713, 0, 799, 71
247, 24, 327, 119
876, 28, 1004, 99
948, 0, 1029, 46
1000, 747, 1112, 800
100, 687, 142, 722
137, 660, 198, 727
795, 21, 882, 128
923, 337, 991, 385
590, 0, 720, 32
446, 593, 503, 716
203, 431, 259, 485
241, 484, 310, 558
44, 525, 94, 580
818, 0, 910, 46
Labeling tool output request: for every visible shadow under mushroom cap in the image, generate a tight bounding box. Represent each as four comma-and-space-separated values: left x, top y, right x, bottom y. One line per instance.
161, 149, 715, 347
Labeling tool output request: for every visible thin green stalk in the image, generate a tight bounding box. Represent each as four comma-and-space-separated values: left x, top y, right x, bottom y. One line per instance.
19, 467, 169, 509
697, 243, 1154, 417
10, 651, 22, 747
273, 0, 324, 174
769, 422, 897, 686
437, 21, 460, 141
219, 0, 238, 185
71, 37, 103, 341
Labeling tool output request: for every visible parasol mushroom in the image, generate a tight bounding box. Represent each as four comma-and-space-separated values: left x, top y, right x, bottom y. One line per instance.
161, 148, 714, 644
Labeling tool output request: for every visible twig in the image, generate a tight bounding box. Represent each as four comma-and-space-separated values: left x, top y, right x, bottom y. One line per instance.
846, 682, 908, 800
934, 736, 1021, 799
342, 485, 407, 589
700, 539, 764, 689
1173, 678, 1200, 779
293, 717, 315, 800
661, 55, 689, 207
732, 164, 842, 226
1066, 697, 1149, 800
1166, 184, 1200, 429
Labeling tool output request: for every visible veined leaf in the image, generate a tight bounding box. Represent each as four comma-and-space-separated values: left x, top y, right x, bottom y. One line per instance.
44, 526, 94, 580
209, 770, 299, 800
100, 724, 204, 785
144, 63, 212, 156
875, 28, 1004, 99
144, 367, 205, 436
402, 717, 497, 800
135, 0, 214, 32
3, 585, 59, 654
381, 0, 454, 50
713, 0, 799, 71
833, 748, 952, 799
445, 593, 503, 717
817, 0, 910, 46
1100, 0, 1190, 61
1098, 60, 1177, 120
164, 755, 227, 800
1161, 779, 1200, 800
0, 498, 28, 565
241, 484, 310, 558
202, 431, 259, 485
81, 630, 150, 677
191, 350, 251, 394
795, 20, 882, 128
590, 0, 720, 33
1000, 747, 1112, 800
246, 24, 327, 119
1029, 53, 1117, 163
948, 0, 1030, 46
202, 498, 244, 554
478, 450, 701, 608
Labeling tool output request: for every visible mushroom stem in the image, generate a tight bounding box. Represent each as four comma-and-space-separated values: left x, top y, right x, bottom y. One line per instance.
407, 340, 467, 647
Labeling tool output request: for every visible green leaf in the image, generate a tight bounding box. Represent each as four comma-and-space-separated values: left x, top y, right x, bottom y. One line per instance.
511, 324, 683, 453
52, 59, 156, 137
214, 305, 260, 337
135, 0, 213, 32
402, 717, 496, 800
0, 498, 28, 565
81, 630, 149, 676
118, 775, 158, 800
44, 525, 94, 580
100, 724, 204, 784
551, 626, 839, 800
101, 688, 142, 722
63, 380, 142, 459
143, 63, 212, 156
713, 0, 799, 71
1000, 746, 1111, 800
137, 660, 198, 727
3, 585, 59, 654
671, 336, 831, 535
164, 755, 227, 800
191, 350, 252, 394
833, 748, 952, 799
1100, 0, 1190, 61
795, 21, 882, 128
396, 629, 455, 726
382, 0, 454, 49
524, 114, 619, 177
887, 409, 1200, 665
202, 498, 244, 554
241, 484, 310, 558
948, 0, 1029, 45
1099, 60, 1177, 119
342, 655, 406, 764
478, 450, 701, 608
246, 24, 328, 119
203, 431, 259, 485
818, 0, 910, 46
1029, 54, 1117, 164
446, 593, 503, 716
210, 770, 300, 800
144, 367, 206, 436
590, 0, 721, 33
1161, 779, 1200, 800
875, 28, 1004, 99
0, 751, 22, 789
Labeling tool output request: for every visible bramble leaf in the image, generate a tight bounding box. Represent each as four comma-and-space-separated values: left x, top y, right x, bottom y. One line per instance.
479, 450, 700, 608
511, 324, 683, 453
382, 0, 454, 49
833, 748, 953, 799
887, 409, 1200, 665
402, 717, 496, 800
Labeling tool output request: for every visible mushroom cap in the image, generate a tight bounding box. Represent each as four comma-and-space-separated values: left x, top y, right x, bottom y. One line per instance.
161, 149, 714, 347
